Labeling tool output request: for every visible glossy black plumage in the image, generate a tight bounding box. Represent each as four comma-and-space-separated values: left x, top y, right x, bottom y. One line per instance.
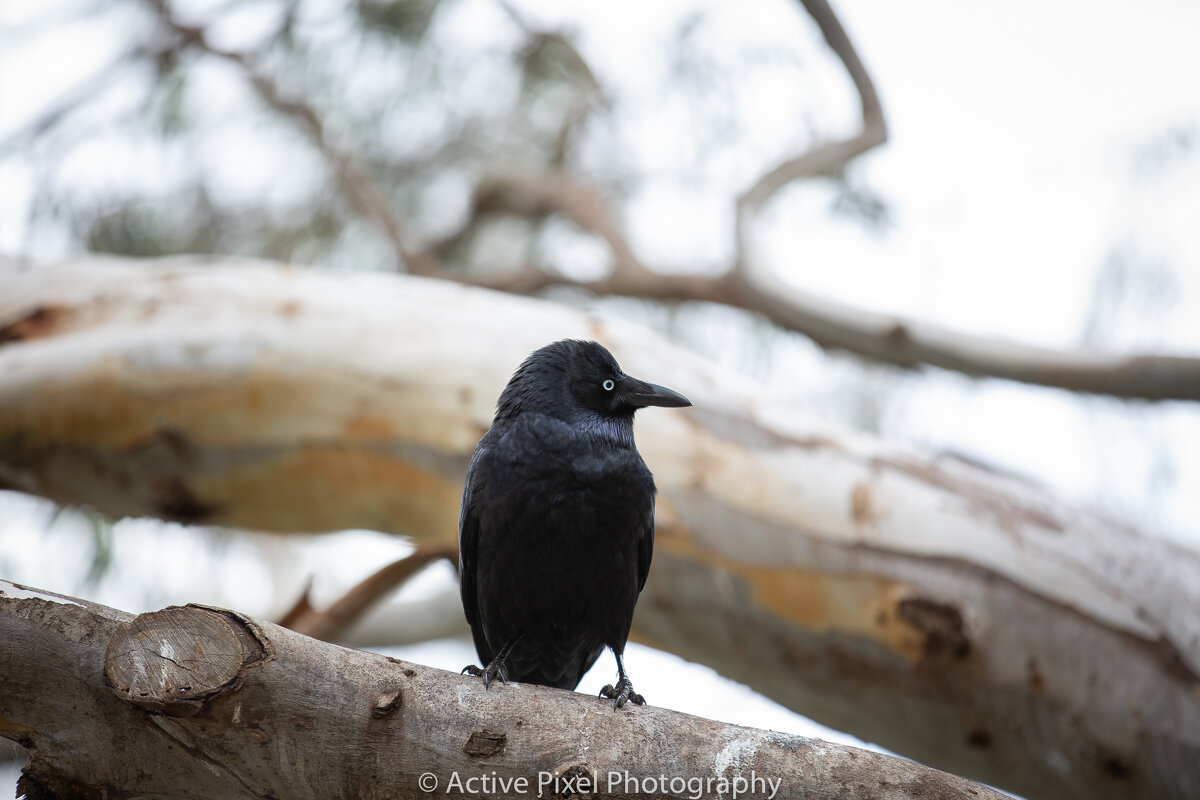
458, 339, 690, 707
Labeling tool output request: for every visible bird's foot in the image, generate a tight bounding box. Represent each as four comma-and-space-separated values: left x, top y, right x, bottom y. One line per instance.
462, 661, 509, 690
599, 677, 645, 709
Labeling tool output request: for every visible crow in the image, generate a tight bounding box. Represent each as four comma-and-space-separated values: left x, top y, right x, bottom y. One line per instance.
459, 339, 691, 708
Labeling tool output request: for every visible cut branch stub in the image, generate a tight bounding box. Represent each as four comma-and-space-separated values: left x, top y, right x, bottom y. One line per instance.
103, 605, 270, 717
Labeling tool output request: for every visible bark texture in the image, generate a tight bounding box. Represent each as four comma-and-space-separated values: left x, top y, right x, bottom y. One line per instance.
1, 255, 1198, 800
0, 581, 1009, 800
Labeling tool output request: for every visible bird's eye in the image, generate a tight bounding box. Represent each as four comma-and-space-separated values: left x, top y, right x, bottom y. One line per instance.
602, 379, 615, 391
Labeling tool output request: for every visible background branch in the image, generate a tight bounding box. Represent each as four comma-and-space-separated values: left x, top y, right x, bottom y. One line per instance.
735, 0, 889, 257
278, 544, 457, 642
415, 173, 1200, 400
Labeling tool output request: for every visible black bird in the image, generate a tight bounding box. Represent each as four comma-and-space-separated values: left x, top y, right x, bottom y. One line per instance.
459, 339, 691, 708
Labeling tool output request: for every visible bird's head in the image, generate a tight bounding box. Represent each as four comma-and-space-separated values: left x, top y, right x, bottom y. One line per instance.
495, 340, 691, 433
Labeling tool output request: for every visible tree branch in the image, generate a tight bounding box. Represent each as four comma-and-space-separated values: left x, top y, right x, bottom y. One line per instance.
278, 544, 457, 642
735, 0, 888, 252
417, 202, 1200, 401
0, 580, 1012, 800
420, 169, 648, 283
730, 0, 889, 312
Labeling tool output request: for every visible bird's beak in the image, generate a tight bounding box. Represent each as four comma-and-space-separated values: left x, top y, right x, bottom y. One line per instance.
620, 377, 692, 409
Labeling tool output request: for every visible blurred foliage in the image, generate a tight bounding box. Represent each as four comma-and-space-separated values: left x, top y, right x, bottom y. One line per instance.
357, 0, 441, 41
82, 513, 116, 590
2, 0, 846, 274
829, 178, 891, 232
38, 504, 115, 591
1082, 240, 1180, 349
1128, 121, 1198, 182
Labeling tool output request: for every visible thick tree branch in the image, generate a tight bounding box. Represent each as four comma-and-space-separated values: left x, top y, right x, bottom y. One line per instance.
0, 581, 1010, 800
2, 255, 1199, 800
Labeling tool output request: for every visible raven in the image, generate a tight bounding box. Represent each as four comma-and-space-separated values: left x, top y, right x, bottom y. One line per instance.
459, 339, 690, 708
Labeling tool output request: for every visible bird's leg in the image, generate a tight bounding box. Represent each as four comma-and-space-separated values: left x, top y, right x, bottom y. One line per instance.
599, 652, 645, 709
462, 638, 518, 690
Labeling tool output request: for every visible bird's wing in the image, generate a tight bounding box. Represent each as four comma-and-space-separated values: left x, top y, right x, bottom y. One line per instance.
458, 442, 493, 664
637, 494, 655, 593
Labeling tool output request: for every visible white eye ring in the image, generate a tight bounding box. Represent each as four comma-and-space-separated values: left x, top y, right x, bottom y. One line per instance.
602, 379, 615, 391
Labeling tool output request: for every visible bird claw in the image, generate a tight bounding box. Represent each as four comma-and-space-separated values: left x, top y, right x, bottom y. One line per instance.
462, 662, 508, 690
599, 678, 645, 710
